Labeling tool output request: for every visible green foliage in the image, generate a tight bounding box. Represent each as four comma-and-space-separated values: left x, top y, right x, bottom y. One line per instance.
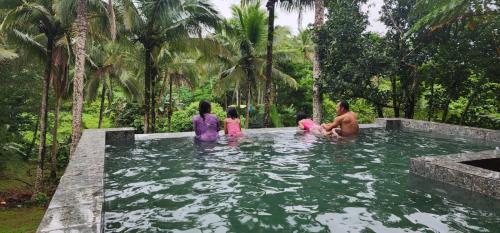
111, 100, 144, 133
169, 101, 226, 132
269, 105, 283, 128
33, 192, 49, 205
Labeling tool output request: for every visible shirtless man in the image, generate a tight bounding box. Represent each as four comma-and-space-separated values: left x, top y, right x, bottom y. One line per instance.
321, 100, 359, 137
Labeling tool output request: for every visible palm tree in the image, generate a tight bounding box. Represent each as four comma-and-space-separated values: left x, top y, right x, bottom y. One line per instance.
312, 0, 324, 123
1, 0, 71, 194
70, 0, 89, 155
409, 0, 497, 34
118, 0, 220, 133
86, 41, 142, 128
49, 36, 71, 180
155, 50, 198, 131
262, 0, 314, 127
209, 3, 298, 128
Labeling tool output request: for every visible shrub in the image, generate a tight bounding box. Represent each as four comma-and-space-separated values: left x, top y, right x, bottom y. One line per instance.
112, 100, 144, 133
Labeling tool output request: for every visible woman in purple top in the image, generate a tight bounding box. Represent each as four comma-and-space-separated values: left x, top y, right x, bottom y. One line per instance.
192, 100, 220, 141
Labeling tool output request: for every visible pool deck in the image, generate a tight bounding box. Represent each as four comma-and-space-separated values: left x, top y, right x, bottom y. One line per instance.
36, 119, 499, 232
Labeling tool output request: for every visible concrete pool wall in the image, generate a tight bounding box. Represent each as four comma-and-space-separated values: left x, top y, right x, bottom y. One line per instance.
36, 119, 499, 232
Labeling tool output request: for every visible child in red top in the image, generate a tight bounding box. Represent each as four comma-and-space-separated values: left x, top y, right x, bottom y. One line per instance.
224, 107, 243, 136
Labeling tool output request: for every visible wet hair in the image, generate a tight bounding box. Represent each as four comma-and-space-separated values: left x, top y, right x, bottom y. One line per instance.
339, 100, 349, 112
227, 107, 238, 119
296, 112, 308, 124
199, 100, 211, 121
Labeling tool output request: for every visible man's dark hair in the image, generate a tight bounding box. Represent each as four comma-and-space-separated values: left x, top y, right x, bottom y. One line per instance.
199, 100, 211, 120
227, 107, 238, 119
296, 112, 308, 124
339, 100, 349, 111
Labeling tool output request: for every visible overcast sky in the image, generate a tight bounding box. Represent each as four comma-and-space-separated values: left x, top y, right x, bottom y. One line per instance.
210, 0, 387, 35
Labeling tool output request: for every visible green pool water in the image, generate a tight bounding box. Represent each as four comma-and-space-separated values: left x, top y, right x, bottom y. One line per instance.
104, 129, 499, 232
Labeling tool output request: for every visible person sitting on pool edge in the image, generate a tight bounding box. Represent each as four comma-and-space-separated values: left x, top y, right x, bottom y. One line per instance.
321, 100, 359, 137
193, 100, 220, 141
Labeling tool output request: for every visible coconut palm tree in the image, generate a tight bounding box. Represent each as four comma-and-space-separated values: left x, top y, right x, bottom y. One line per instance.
70, 0, 89, 155
1, 0, 72, 194
49, 36, 71, 181
118, 0, 220, 133
208, 3, 297, 128
155, 50, 199, 131
86, 41, 142, 128
410, 0, 497, 34
312, 0, 324, 123
262, 0, 314, 127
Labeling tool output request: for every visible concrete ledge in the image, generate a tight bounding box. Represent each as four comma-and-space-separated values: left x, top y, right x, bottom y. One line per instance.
410, 150, 500, 199
135, 124, 382, 141
37, 128, 134, 233
376, 118, 500, 141
376, 118, 500, 199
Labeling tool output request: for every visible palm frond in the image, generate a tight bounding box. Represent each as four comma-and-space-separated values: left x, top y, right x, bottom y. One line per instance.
272, 67, 298, 89
0, 46, 18, 61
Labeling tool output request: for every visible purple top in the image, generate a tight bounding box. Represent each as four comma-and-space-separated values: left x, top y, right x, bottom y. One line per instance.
193, 114, 220, 141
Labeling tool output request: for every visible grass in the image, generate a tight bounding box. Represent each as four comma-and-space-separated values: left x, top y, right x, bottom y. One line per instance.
0, 160, 44, 233
0, 160, 34, 193
0, 207, 45, 233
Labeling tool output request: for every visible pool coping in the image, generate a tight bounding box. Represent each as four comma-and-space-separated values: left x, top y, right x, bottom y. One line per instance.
37, 119, 499, 232
36, 128, 135, 233
376, 118, 500, 199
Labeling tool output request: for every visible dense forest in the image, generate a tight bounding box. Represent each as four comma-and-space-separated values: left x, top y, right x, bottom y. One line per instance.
0, 0, 498, 223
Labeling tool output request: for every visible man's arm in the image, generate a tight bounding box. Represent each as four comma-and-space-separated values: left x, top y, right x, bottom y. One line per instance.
322, 116, 342, 131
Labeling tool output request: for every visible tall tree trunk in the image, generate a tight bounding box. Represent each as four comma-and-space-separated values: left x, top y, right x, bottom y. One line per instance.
144, 46, 151, 133
151, 69, 156, 133
263, 0, 276, 128
391, 76, 400, 117
375, 104, 384, 118
236, 88, 240, 106
108, 0, 116, 41
312, 0, 324, 124
442, 99, 450, 122
70, 0, 88, 156
427, 78, 435, 121
167, 76, 173, 132
245, 87, 251, 129
50, 96, 61, 181
26, 116, 39, 159
460, 90, 478, 125
98, 82, 106, 128
34, 37, 53, 194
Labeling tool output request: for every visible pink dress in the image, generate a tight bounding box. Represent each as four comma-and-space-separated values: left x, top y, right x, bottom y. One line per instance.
301, 119, 316, 131
225, 118, 242, 136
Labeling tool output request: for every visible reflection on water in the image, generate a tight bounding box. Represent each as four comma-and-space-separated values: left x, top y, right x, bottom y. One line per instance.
104, 129, 498, 232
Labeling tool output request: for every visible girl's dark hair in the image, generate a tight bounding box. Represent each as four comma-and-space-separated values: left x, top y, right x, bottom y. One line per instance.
199, 100, 211, 120
227, 107, 238, 119
296, 112, 308, 124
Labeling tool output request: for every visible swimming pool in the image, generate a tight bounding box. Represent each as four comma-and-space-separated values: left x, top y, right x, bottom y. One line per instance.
104, 129, 499, 232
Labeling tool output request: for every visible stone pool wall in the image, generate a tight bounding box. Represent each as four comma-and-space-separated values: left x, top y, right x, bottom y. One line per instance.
36, 128, 134, 233
376, 118, 500, 199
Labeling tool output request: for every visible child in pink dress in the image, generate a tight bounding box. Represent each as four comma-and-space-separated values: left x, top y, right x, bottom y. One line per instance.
224, 107, 243, 136
296, 112, 324, 135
